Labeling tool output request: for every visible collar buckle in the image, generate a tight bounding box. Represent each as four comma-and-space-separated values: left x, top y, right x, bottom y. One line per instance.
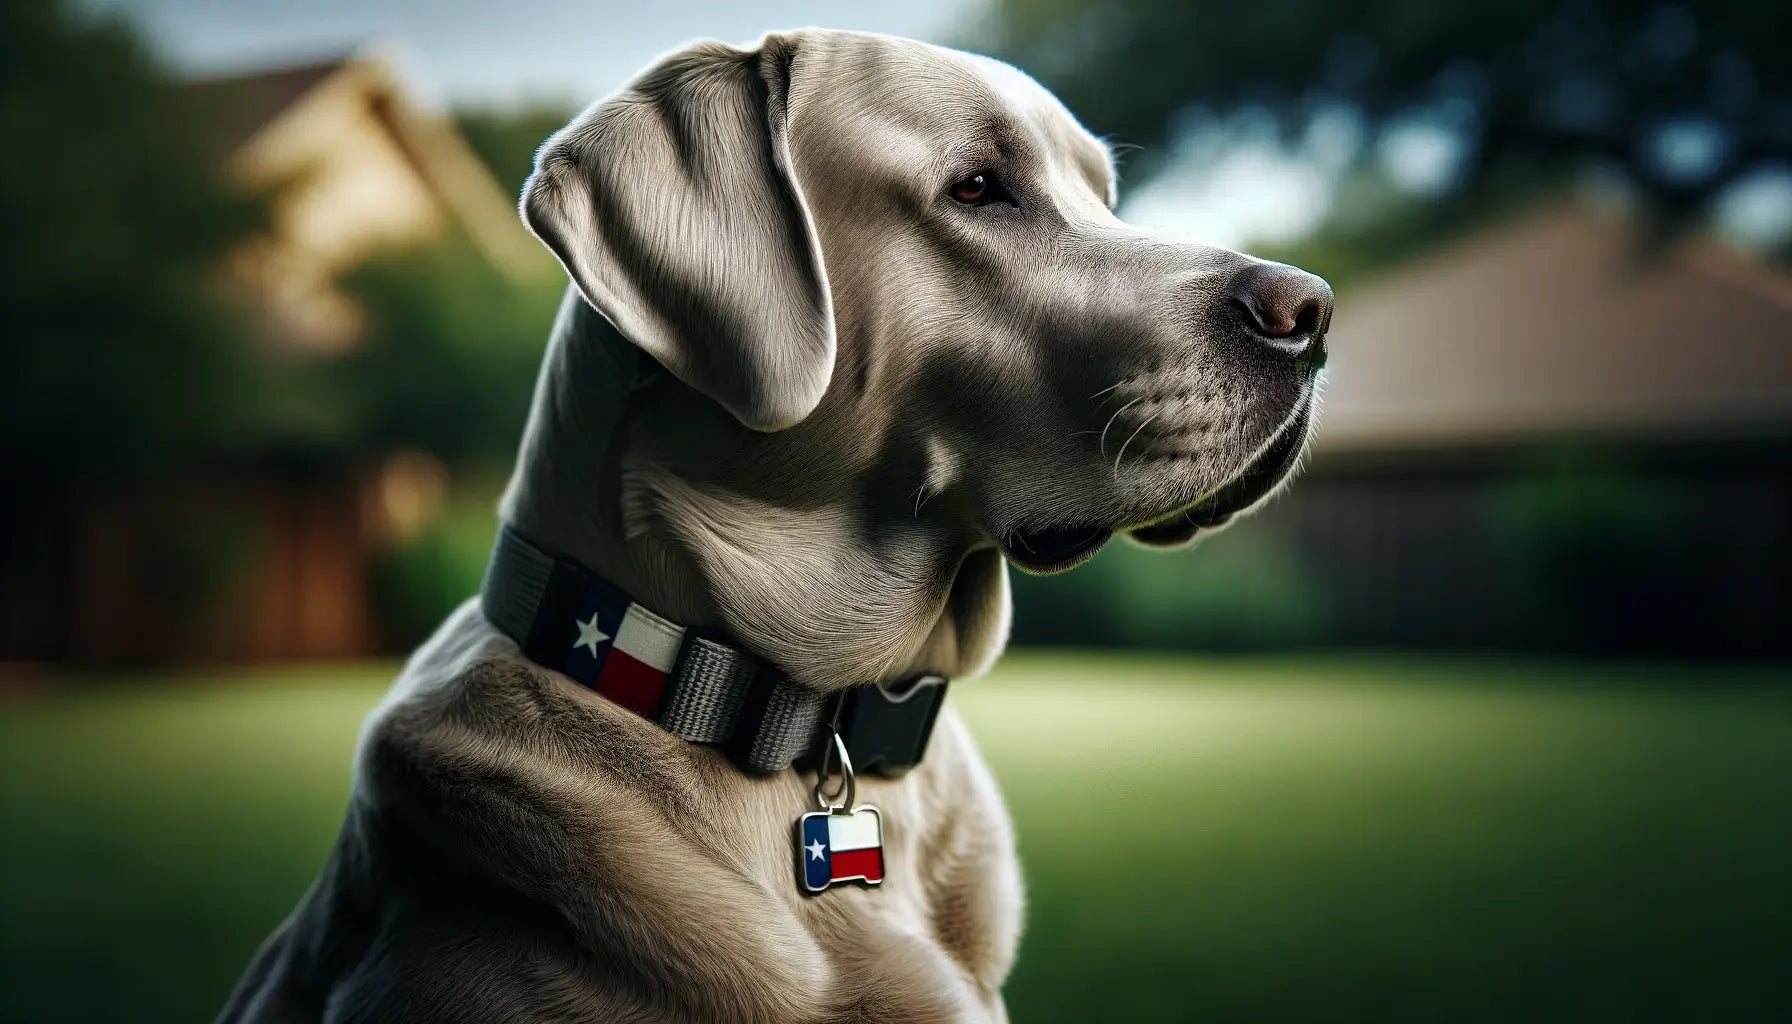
830, 673, 949, 778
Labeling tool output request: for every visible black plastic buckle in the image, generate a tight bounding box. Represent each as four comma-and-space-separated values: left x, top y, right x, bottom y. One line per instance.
833, 674, 949, 777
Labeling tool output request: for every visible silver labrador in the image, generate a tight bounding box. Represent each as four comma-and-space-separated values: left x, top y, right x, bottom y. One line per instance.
221, 27, 1331, 1024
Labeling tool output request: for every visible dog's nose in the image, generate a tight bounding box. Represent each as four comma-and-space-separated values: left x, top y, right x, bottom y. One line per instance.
1228, 263, 1333, 363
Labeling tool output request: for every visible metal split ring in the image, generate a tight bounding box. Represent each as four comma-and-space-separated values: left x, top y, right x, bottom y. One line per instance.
812, 729, 857, 813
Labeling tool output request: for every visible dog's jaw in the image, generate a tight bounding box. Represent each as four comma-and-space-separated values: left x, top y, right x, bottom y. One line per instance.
1124, 393, 1317, 549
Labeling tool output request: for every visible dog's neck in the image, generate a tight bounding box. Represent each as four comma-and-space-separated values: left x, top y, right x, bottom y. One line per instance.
498, 289, 713, 625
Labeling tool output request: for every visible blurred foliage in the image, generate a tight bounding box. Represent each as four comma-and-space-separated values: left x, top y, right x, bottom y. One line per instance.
367, 485, 501, 648
1012, 520, 1326, 651
976, 0, 1789, 219
0, 0, 268, 478
1013, 450, 1745, 655
458, 106, 576, 200
334, 238, 560, 464
1490, 451, 1694, 653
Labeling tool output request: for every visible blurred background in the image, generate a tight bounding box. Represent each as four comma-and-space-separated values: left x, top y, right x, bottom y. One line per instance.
1, 0, 1788, 1020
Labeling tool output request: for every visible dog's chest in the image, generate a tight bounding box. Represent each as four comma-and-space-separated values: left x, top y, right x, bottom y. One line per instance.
673, 760, 999, 1021
731, 863, 989, 1023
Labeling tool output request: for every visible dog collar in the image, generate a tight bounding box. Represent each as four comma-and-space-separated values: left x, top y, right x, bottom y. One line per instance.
480, 523, 948, 776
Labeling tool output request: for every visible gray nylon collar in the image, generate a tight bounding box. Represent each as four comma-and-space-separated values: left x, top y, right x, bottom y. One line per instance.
480, 524, 948, 775
481, 524, 829, 772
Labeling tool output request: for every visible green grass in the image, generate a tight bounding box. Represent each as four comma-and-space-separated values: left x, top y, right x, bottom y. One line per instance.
3, 655, 1790, 1023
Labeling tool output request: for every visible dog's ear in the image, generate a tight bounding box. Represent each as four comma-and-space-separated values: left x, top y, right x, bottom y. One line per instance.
521, 36, 832, 431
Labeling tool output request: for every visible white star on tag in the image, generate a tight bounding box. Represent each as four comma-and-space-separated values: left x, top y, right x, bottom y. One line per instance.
807, 839, 826, 861
572, 614, 610, 657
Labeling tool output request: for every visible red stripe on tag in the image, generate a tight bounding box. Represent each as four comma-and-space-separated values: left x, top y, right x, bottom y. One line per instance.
829, 846, 884, 883
595, 649, 667, 719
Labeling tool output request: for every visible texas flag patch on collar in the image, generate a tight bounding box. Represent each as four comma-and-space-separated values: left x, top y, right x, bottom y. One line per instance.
798, 807, 885, 893
555, 576, 685, 720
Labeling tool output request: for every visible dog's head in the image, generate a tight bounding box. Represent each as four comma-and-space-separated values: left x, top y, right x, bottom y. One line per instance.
520, 29, 1329, 688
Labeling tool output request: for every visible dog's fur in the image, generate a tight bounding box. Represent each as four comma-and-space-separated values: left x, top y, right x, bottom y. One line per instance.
220, 29, 1326, 1023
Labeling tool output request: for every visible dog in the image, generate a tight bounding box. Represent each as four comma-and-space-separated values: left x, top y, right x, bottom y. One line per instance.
219, 27, 1329, 1024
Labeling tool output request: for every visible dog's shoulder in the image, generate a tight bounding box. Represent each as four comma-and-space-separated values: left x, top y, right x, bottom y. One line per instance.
350, 599, 750, 914
358, 598, 707, 811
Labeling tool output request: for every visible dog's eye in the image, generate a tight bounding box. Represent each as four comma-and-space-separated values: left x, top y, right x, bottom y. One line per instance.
948, 172, 1009, 206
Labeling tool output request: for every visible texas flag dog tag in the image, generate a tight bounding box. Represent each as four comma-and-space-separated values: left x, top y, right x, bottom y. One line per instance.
798, 806, 885, 892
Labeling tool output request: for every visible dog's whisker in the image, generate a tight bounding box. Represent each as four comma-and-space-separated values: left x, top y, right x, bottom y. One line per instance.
1089, 380, 1127, 401
1114, 411, 1161, 476
1095, 388, 1137, 413
910, 483, 928, 517
1097, 396, 1144, 458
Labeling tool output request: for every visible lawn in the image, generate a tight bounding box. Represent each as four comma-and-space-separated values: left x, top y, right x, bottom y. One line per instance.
3, 654, 1789, 1022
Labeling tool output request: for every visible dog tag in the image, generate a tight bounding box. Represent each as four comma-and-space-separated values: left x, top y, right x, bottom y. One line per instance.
798, 806, 884, 893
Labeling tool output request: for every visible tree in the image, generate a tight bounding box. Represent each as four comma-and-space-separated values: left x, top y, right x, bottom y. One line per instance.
974, 1, 1789, 217
334, 236, 562, 465
0, 0, 268, 478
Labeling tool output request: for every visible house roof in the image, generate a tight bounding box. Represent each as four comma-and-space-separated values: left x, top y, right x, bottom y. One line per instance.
177, 58, 350, 164
178, 53, 540, 280
1314, 203, 1792, 453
